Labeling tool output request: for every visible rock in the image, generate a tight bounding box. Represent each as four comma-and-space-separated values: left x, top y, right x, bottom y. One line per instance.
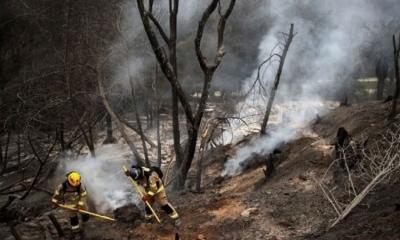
113, 204, 142, 224
241, 207, 258, 218
197, 234, 206, 240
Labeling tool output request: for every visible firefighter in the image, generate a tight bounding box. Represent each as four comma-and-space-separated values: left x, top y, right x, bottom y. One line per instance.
51, 171, 89, 233
125, 165, 181, 227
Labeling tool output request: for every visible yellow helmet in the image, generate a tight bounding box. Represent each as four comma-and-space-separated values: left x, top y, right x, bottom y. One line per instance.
67, 171, 81, 187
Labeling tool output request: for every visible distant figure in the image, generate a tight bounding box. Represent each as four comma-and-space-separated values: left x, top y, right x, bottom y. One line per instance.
335, 127, 357, 170
125, 165, 181, 227
51, 171, 89, 233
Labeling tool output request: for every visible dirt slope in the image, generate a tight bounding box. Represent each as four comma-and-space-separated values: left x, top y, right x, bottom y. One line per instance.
124, 101, 398, 240
2, 101, 399, 240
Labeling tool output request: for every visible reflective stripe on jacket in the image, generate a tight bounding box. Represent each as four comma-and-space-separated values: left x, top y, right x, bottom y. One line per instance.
52, 182, 87, 207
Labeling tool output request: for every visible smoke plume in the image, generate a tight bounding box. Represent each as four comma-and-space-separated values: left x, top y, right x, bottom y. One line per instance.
223, 0, 400, 175
60, 144, 139, 212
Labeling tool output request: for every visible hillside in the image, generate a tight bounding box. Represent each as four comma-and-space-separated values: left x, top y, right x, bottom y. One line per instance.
1, 101, 398, 240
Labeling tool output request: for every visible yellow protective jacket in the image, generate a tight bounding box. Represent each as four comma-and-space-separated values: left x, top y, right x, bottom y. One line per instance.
138, 168, 164, 197
51, 182, 87, 207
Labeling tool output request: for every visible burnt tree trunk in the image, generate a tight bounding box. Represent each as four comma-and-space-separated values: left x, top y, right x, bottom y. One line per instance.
172, 90, 182, 167
87, 122, 95, 157
136, 0, 236, 190
0, 135, 2, 168
391, 34, 400, 119
196, 119, 217, 191
147, 96, 154, 129
17, 132, 21, 168
175, 0, 236, 190
59, 122, 66, 151
1, 131, 11, 174
154, 64, 162, 167
156, 102, 162, 167
103, 113, 117, 144
169, 0, 183, 173
376, 58, 388, 101
377, 78, 385, 100
130, 79, 150, 167
64, 0, 97, 157
261, 24, 295, 135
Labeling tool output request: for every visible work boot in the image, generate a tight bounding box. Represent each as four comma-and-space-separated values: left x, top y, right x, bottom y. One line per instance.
174, 218, 181, 227
70, 215, 80, 231
145, 213, 154, 221
71, 226, 83, 240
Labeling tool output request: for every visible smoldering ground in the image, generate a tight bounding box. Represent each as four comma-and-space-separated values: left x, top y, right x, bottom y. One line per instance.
57, 144, 140, 212
223, 0, 400, 175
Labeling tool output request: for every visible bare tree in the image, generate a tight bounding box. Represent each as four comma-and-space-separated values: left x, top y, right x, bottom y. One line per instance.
260, 24, 295, 135
136, 0, 236, 189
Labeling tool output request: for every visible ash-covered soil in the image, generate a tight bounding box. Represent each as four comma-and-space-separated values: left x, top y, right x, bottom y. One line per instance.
1, 101, 399, 240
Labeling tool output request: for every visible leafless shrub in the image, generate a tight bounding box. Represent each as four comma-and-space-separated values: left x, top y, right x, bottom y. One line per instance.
315, 124, 400, 227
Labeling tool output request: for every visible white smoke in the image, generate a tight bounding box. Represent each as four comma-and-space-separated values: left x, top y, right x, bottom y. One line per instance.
61, 144, 139, 212
222, 100, 330, 176
223, 0, 388, 176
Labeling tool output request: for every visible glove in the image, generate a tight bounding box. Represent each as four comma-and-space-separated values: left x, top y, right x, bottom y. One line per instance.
75, 204, 82, 212
124, 169, 130, 177
51, 199, 59, 208
142, 194, 152, 203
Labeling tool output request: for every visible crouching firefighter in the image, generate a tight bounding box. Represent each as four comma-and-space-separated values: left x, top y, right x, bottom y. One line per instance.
125, 165, 181, 226
51, 171, 89, 233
